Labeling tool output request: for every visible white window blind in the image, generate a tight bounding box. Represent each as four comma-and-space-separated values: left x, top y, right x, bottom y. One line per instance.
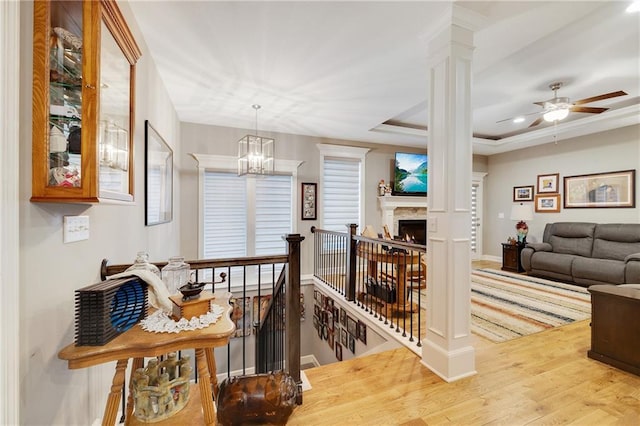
203, 172, 292, 259
255, 175, 292, 255
203, 172, 247, 259
322, 158, 361, 232
471, 183, 479, 253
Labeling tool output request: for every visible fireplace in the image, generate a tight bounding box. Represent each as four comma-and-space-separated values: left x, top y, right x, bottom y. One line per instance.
398, 220, 427, 245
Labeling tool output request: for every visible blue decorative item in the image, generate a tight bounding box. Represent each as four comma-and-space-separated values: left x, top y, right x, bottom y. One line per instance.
75, 277, 148, 346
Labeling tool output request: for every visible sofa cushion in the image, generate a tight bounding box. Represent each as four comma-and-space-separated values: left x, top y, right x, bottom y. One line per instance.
572, 257, 626, 285
626, 261, 640, 284
547, 222, 595, 257
530, 251, 574, 276
592, 224, 640, 261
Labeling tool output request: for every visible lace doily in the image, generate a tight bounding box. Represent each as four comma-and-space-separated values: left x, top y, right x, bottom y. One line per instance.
140, 304, 225, 333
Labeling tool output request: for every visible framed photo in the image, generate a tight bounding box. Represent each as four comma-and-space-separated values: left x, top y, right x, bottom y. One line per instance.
357, 320, 367, 344
301, 182, 317, 220
340, 328, 348, 346
346, 316, 357, 337
231, 297, 251, 338
340, 308, 346, 326
513, 185, 534, 202
335, 343, 343, 361
348, 334, 356, 354
537, 173, 559, 193
327, 330, 334, 349
535, 194, 561, 213
144, 120, 173, 226
564, 169, 636, 209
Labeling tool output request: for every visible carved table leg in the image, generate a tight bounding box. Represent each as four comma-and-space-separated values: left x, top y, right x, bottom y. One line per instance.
126, 357, 144, 421
102, 359, 128, 426
205, 347, 218, 399
195, 348, 216, 425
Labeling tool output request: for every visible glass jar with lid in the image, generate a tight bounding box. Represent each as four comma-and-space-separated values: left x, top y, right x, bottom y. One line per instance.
125, 251, 161, 277
161, 257, 190, 295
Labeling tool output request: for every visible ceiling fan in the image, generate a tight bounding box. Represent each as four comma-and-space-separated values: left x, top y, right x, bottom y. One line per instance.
498, 82, 627, 128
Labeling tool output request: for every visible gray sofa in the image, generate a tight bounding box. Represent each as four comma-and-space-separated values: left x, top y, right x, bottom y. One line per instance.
521, 222, 640, 287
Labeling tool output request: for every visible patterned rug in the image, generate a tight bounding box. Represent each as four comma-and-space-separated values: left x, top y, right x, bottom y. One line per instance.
470, 269, 591, 342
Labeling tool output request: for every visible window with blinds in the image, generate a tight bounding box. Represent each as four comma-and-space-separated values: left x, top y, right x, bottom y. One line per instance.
322, 158, 361, 232
471, 183, 479, 253
202, 172, 292, 284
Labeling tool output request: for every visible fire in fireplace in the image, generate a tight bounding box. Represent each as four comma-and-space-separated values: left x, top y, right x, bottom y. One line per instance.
398, 220, 427, 245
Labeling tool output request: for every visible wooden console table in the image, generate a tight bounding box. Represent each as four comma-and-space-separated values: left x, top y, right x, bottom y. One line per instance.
357, 246, 421, 313
58, 295, 235, 426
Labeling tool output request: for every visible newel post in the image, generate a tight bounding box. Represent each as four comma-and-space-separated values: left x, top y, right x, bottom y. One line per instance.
345, 224, 358, 301
285, 233, 305, 388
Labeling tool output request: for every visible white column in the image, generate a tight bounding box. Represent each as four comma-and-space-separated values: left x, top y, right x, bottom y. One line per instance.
422, 5, 477, 381
0, 0, 21, 423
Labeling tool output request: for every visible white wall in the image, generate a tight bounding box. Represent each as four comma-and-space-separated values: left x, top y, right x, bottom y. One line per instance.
18, 2, 181, 424
484, 125, 640, 257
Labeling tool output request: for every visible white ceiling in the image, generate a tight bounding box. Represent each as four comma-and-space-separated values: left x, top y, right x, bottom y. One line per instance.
127, 1, 640, 155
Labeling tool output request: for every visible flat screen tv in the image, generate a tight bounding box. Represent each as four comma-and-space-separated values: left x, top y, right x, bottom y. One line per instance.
393, 152, 427, 196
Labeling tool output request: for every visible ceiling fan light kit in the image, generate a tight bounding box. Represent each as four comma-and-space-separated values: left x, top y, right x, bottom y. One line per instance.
543, 107, 570, 122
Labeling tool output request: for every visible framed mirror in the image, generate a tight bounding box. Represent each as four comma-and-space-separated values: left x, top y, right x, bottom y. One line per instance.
145, 120, 173, 226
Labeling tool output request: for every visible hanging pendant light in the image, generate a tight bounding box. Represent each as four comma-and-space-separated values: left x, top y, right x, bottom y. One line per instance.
237, 104, 274, 176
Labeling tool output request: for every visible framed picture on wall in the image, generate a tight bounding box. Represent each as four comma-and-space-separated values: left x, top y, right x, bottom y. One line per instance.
535, 194, 561, 213
513, 185, 534, 201
537, 173, 559, 193
144, 120, 173, 226
301, 182, 317, 220
564, 169, 636, 208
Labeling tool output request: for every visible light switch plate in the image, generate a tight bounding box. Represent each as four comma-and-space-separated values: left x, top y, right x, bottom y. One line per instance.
63, 215, 89, 243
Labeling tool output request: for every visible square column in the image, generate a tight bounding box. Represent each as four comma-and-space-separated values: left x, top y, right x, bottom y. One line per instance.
422, 6, 478, 381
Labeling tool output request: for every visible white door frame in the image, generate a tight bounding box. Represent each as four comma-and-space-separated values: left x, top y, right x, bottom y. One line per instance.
1, 1, 21, 424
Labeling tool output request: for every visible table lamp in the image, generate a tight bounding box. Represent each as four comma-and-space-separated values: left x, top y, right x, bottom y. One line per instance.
510, 203, 533, 244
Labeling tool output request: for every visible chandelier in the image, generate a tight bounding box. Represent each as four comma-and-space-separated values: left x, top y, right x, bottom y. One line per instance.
237, 104, 274, 176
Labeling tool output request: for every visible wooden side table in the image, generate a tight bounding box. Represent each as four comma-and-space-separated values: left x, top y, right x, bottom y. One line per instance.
588, 284, 640, 376
501, 243, 525, 273
58, 294, 235, 426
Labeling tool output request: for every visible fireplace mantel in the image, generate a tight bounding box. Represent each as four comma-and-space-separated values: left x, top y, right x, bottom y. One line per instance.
377, 196, 427, 234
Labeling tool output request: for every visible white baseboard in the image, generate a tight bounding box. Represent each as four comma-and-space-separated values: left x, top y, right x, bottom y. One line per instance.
300, 354, 320, 368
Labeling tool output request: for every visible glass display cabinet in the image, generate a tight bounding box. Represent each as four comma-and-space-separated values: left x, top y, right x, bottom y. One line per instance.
31, 0, 141, 203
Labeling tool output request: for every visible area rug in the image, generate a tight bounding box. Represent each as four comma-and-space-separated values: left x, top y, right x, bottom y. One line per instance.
469, 269, 591, 342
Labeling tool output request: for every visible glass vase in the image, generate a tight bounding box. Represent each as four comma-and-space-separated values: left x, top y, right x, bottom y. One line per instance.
161, 256, 190, 295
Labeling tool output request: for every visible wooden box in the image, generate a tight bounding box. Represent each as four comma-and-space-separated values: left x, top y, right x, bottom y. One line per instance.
169, 291, 216, 320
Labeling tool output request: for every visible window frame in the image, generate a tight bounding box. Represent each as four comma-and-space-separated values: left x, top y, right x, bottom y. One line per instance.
316, 144, 370, 232
191, 154, 303, 260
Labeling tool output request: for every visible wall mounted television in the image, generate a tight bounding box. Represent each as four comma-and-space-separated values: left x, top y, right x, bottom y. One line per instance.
393, 152, 428, 196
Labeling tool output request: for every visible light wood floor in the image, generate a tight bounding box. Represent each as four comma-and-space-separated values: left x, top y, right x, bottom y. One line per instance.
289, 261, 640, 425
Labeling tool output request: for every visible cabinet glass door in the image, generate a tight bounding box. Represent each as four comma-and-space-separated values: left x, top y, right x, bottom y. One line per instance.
48, 0, 83, 188
98, 20, 133, 201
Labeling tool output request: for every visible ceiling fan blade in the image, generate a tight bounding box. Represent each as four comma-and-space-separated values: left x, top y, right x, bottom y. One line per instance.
528, 117, 543, 128
496, 111, 541, 123
573, 90, 627, 105
570, 106, 608, 114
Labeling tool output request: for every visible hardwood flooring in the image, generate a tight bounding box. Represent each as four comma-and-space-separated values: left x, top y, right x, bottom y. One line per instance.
289, 261, 640, 425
